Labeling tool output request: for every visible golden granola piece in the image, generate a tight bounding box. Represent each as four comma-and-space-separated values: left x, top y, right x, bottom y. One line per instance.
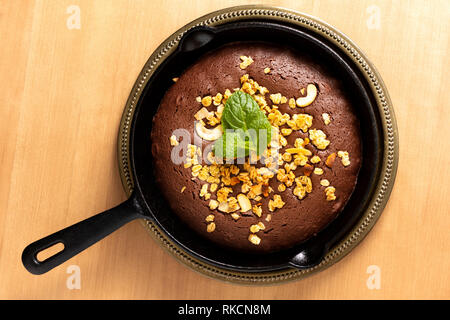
239, 55, 254, 69
287, 114, 313, 132
170, 135, 179, 146
252, 205, 262, 217
248, 234, 261, 245
322, 113, 331, 125
270, 93, 282, 104
337, 151, 351, 166
281, 128, 292, 136
201, 96, 212, 107
288, 98, 296, 109
216, 187, 232, 203
314, 168, 324, 175
209, 200, 219, 210
268, 194, 285, 212
206, 222, 216, 233
310, 155, 321, 164
230, 213, 240, 220
309, 129, 330, 150
325, 186, 336, 201
199, 184, 209, 198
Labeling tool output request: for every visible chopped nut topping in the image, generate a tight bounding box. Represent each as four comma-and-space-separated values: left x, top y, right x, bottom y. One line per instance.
170, 135, 179, 146
209, 200, 219, 210
268, 194, 285, 212
252, 205, 262, 217
192, 164, 202, 173
217, 187, 232, 203
201, 96, 212, 107
240, 73, 249, 83
250, 222, 266, 233
287, 114, 313, 132
227, 196, 240, 212
310, 155, 321, 164
314, 168, 324, 175
212, 93, 222, 106
281, 128, 292, 136
230, 213, 240, 220
322, 113, 331, 125
250, 224, 261, 233
223, 89, 232, 100
282, 152, 292, 162
320, 179, 330, 187
264, 67, 271, 74
196, 96, 202, 103
285, 147, 312, 156
265, 214, 272, 222
194, 107, 213, 121
210, 183, 218, 192
325, 186, 336, 201
239, 56, 254, 69
206, 222, 216, 233
303, 164, 314, 176
172, 77, 179, 82
288, 98, 296, 109
293, 175, 313, 200
269, 93, 282, 104
180, 186, 186, 193
205, 214, 215, 222
199, 184, 209, 198
278, 183, 286, 192
337, 151, 351, 166
309, 129, 330, 150
248, 233, 261, 245
325, 153, 336, 168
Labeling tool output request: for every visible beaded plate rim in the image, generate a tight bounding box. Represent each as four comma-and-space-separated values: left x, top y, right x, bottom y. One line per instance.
117, 5, 399, 285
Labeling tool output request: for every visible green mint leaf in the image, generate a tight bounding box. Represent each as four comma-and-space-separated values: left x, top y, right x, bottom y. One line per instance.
213, 91, 271, 160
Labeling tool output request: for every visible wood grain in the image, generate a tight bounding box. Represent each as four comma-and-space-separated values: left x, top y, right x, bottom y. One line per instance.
0, 0, 449, 299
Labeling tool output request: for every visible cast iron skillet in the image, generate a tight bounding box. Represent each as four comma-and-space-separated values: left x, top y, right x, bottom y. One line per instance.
22, 21, 383, 275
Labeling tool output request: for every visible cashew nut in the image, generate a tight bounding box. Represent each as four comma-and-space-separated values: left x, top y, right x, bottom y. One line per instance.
296, 84, 318, 107
237, 194, 251, 212
195, 122, 223, 141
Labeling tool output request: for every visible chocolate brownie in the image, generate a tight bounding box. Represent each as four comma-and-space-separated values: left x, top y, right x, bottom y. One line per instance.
151, 42, 361, 252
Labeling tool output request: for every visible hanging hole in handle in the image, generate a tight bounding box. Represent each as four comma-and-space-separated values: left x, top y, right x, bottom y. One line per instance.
36, 242, 65, 262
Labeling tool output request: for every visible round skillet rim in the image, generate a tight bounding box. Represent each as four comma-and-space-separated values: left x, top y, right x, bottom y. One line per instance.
118, 5, 399, 284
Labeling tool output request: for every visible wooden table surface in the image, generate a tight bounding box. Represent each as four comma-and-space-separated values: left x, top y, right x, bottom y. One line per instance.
1, 0, 449, 300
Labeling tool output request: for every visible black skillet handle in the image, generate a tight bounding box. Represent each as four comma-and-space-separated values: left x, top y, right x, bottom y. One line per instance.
22, 193, 145, 275
288, 244, 329, 269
